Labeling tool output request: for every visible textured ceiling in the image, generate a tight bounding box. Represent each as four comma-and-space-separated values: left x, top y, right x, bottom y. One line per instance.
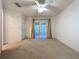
3, 0, 73, 17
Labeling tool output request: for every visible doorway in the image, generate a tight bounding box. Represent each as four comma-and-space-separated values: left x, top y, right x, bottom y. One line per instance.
34, 20, 47, 40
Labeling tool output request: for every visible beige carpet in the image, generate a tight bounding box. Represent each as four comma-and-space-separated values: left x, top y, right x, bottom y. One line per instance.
0, 39, 79, 59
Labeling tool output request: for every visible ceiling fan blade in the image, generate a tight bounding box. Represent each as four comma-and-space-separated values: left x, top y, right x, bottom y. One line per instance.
45, 4, 60, 13
34, 0, 40, 7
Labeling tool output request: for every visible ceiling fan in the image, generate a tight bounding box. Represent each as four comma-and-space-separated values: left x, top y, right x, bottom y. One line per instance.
15, 0, 54, 13
32, 0, 48, 13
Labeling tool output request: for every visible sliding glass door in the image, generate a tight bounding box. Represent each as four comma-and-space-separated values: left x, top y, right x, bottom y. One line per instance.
34, 20, 47, 40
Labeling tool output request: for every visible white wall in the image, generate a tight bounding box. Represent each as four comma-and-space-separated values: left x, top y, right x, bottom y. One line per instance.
0, 0, 2, 53
55, 0, 79, 52
5, 10, 23, 43
22, 16, 26, 39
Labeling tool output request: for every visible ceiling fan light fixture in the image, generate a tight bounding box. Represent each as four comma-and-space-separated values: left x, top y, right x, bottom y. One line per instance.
38, 8, 44, 13
38, 7, 48, 13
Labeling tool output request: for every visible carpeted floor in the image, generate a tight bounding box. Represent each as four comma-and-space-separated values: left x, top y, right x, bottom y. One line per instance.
0, 39, 79, 59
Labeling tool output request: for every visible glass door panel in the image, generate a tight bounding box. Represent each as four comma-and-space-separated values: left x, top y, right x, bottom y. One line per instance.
40, 22, 46, 39
34, 22, 40, 39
